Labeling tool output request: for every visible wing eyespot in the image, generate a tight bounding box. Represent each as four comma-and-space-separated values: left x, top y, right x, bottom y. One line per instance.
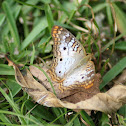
60, 58, 62, 61
59, 71, 61, 73
63, 47, 66, 50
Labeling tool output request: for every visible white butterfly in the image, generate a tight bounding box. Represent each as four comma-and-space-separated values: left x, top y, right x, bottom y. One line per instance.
48, 25, 95, 91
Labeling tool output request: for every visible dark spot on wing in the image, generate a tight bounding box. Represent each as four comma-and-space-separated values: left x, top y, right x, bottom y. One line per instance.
63, 47, 66, 50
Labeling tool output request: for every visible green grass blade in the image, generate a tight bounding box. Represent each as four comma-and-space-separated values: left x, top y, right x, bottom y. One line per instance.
25, 101, 55, 121
99, 113, 109, 126
52, 108, 66, 125
2, 1, 20, 48
0, 86, 26, 124
0, 64, 15, 75
73, 116, 81, 126
0, 110, 42, 125
100, 57, 126, 89
20, 18, 48, 50
0, 113, 11, 124
118, 105, 126, 118
115, 41, 126, 50
38, 35, 51, 47
67, 9, 76, 24
92, 3, 108, 14
14, 0, 44, 11
65, 112, 80, 126
21, 0, 41, 15
52, 0, 69, 16
45, 4, 54, 32
6, 78, 21, 97
80, 110, 95, 126
0, 13, 5, 26
14, 5, 22, 19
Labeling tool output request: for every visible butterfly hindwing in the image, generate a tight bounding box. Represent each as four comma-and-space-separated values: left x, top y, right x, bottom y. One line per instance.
61, 61, 95, 90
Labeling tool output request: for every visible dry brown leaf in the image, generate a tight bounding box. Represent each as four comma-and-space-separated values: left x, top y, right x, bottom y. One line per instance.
6, 57, 126, 114
29, 65, 101, 102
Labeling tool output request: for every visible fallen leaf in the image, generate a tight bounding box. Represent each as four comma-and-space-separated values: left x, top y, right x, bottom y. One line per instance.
29, 65, 101, 102
6, 57, 126, 114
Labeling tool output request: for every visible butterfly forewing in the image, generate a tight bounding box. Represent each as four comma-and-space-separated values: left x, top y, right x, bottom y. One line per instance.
48, 26, 86, 80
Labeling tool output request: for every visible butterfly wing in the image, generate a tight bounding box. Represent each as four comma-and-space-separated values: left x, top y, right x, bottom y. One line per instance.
48, 25, 88, 82
60, 61, 95, 90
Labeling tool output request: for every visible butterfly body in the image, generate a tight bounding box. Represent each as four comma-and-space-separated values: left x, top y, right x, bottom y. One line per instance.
48, 25, 95, 91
